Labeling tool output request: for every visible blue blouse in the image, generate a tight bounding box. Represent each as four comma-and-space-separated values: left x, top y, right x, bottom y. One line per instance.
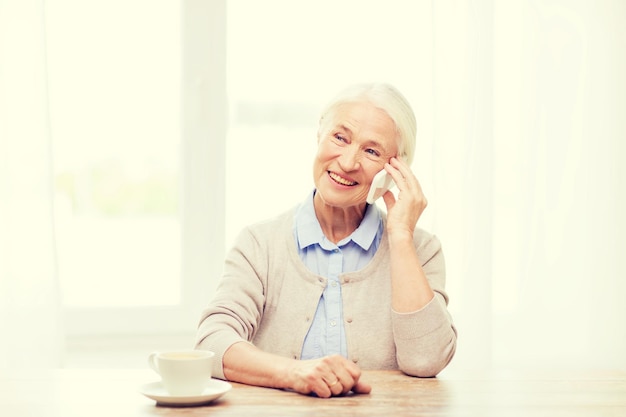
294, 190, 383, 360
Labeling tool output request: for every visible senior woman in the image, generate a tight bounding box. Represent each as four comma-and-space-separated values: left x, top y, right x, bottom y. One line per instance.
195, 83, 457, 398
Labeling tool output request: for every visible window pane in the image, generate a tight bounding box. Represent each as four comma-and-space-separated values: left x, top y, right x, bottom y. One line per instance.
47, 1, 181, 307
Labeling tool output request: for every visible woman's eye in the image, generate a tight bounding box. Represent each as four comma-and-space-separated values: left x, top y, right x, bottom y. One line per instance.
366, 148, 381, 157
334, 134, 347, 142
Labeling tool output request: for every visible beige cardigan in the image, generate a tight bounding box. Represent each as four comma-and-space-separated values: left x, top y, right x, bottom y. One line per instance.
195, 208, 457, 380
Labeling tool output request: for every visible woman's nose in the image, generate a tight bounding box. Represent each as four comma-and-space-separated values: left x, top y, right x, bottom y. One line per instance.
338, 148, 361, 171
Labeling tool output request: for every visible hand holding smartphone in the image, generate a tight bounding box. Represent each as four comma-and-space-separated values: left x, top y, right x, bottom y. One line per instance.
366, 169, 395, 204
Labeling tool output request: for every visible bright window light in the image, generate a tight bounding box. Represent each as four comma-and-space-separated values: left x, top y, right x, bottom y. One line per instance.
47, 0, 181, 308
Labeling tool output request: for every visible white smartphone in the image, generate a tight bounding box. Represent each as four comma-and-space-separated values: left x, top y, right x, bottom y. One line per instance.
366, 169, 395, 204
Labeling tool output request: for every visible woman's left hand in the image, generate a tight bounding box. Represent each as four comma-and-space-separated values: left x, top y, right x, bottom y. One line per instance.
381, 157, 427, 239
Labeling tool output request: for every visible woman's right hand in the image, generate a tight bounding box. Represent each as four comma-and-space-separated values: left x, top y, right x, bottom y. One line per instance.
285, 354, 372, 398
223, 343, 371, 398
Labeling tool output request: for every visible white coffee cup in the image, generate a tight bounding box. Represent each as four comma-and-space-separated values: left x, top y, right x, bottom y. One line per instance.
148, 349, 214, 396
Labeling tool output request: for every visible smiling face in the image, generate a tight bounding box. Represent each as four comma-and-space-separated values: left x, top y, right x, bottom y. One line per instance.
313, 100, 399, 210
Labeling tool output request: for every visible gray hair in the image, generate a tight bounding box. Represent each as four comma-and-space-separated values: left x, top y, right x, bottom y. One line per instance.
318, 83, 417, 165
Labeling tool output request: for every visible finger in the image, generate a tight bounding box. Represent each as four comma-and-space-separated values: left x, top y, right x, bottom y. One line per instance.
323, 355, 363, 396
389, 156, 411, 175
384, 160, 401, 178
389, 158, 427, 205
390, 157, 420, 187
331, 363, 369, 396
308, 367, 335, 398
337, 358, 368, 395
313, 378, 333, 398
314, 386, 333, 398
318, 367, 343, 396
331, 369, 358, 396
326, 377, 344, 396
322, 368, 348, 396
384, 163, 407, 194
352, 379, 372, 395
381, 189, 396, 210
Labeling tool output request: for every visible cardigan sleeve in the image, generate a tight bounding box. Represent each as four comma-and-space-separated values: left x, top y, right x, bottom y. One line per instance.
195, 226, 268, 380
391, 232, 457, 377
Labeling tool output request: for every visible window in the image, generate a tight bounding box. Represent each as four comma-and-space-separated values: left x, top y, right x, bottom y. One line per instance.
49, 1, 181, 309
49, 1, 226, 338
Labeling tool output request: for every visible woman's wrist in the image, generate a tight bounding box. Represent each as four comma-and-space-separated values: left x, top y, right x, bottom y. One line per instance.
386, 228, 414, 248
274, 358, 297, 390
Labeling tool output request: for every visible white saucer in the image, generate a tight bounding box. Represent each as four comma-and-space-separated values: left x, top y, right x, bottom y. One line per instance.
140, 379, 232, 406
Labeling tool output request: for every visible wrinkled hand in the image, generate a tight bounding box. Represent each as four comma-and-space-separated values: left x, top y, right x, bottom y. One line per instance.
286, 354, 372, 398
381, 157, 427, 238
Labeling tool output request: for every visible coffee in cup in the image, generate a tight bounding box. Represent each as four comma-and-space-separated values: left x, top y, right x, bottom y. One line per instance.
148, 349, 214, 396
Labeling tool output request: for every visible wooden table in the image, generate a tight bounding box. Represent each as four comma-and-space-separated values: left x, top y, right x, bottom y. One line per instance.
1, 368, 625, 416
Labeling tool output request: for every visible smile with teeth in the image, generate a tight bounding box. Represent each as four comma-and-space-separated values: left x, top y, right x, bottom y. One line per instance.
328, 171, 358, 186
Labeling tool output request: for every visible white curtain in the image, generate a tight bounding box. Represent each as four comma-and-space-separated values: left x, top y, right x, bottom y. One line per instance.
0, 0, 64, 370
431, 0, 626, 372
491, 0, 626, 371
